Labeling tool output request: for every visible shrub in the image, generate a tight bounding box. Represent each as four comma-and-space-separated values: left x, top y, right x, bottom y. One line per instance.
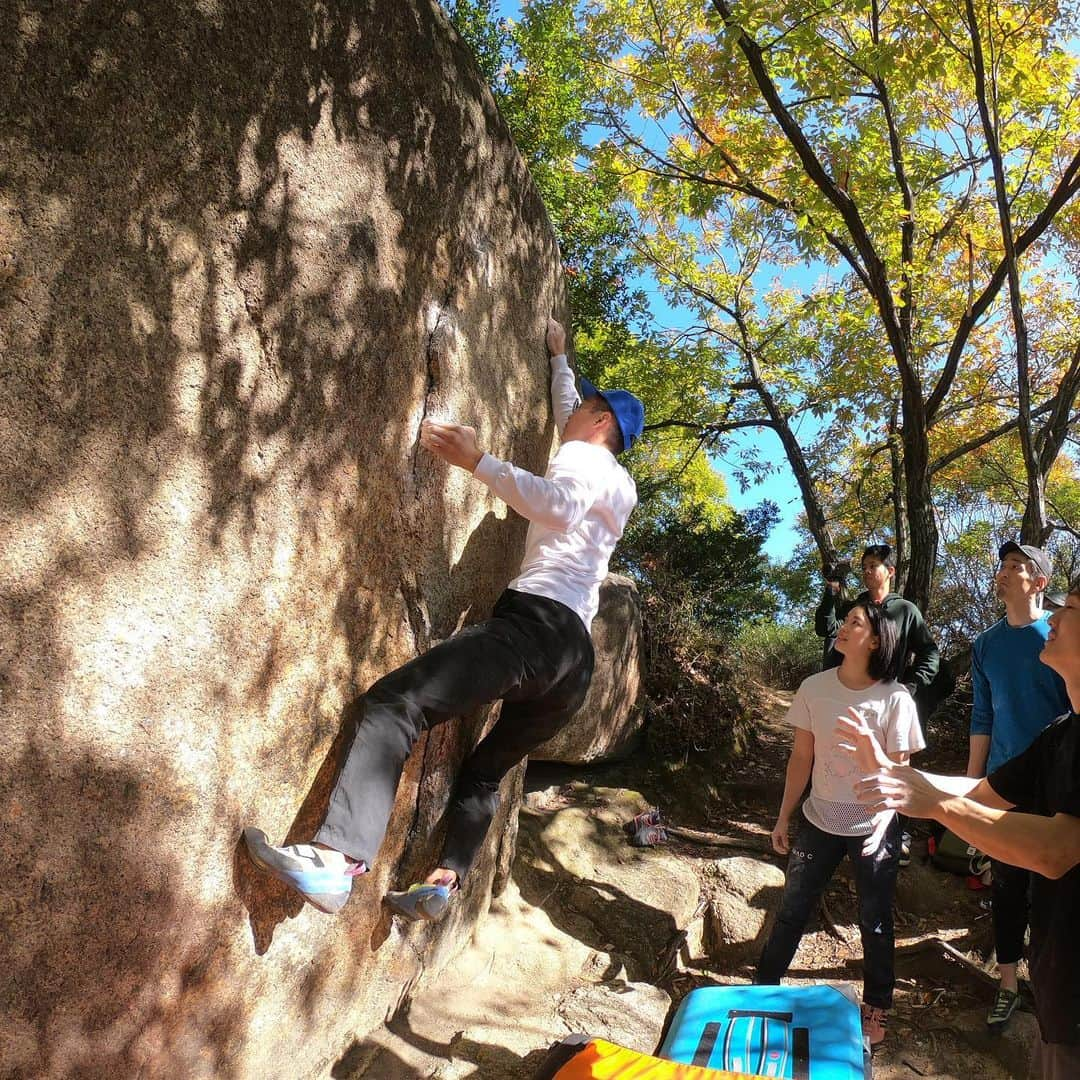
730, 622, 822, 691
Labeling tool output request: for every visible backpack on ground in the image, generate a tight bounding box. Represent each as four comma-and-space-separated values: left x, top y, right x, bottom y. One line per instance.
928, 828, 990, 880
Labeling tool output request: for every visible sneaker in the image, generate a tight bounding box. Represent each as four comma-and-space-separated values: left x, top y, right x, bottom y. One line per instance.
624, 808, 662, 836
629, 821, 668, 847
898, 831, 912, 867
861, 1003, 888, 1048
986, 987, 1020, 1032
384, 882, 453, 922
243, 827, 365, 914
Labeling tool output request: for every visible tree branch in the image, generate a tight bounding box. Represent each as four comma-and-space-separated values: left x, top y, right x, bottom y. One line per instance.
929, 398, 1058, 474
927, 146, 1080, 421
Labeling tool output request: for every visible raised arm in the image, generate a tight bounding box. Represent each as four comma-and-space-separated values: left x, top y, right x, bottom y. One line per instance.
419, 418, 600, 531
829, 709, 1080, 876
814, 585, 843, 639
546, 317, 580, 435
473, 447, 597, 530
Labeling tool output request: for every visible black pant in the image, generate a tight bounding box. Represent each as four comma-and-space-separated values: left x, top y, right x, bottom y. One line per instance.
991, 858, 1030, 966
314, 589, 594, 881
757, 812, 903, 1008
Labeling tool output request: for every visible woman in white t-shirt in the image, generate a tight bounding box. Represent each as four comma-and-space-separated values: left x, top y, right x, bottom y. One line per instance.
755, 601, 925, 1050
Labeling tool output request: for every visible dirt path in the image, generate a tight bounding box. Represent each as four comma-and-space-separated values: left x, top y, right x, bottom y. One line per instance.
338, 698, 1037, 1078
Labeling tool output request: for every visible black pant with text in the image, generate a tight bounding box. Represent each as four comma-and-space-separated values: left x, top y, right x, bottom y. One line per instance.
757, 812, 903, 1008
314, 589, 594, 882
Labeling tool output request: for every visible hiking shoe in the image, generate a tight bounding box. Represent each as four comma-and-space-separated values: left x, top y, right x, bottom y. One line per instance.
243, 827, 364, 914
384, 882, 453, 922
987, 988, 1020, 1032
898, 831, 912, 867
624, 808, 662, 837
861, 1003, 888, 1048
629, 821, 667, 847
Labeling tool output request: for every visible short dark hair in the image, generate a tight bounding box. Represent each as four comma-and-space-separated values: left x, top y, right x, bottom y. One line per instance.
852, 601, 902, 681
862, 543, 897, 569
589, 396, 624, 454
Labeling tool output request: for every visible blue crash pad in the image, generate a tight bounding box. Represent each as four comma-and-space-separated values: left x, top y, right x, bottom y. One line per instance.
658, 985, 865, 1079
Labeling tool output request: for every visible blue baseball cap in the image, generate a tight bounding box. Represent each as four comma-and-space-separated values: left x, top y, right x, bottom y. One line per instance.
580, 377, 645, 454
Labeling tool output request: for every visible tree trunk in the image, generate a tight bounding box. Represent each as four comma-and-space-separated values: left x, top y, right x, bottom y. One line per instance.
744, 353, 839, 572
887, 400, 909, 586
1020, 480, 1051, 546
900, 406, 938, 613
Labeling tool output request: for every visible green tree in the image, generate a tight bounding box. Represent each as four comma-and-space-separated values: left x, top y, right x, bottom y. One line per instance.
582, 0, 1080, 610
448, 0, 737, 519
616, 498, 780, 631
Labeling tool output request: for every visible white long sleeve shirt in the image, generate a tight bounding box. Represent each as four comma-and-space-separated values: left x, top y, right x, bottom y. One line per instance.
472, 354, 637, 630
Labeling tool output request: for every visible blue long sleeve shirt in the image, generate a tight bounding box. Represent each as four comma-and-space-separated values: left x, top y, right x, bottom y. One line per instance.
970, 613, 1069, 773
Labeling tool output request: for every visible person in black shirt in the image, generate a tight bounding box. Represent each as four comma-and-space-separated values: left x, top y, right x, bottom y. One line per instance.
836, 583, 1080, 1079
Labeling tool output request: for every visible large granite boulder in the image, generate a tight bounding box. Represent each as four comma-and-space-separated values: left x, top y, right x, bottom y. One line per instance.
0, 3, 566, 1078
530, 574, 644, 763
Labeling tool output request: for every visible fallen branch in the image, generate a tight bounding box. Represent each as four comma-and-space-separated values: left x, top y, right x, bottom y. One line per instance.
854, 937, 998, 990
665, 824, 777, 857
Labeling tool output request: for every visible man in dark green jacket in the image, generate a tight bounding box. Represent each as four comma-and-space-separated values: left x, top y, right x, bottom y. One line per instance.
816, 543, 942, 713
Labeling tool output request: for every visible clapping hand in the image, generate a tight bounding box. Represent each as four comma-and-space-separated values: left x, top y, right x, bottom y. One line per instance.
836, 707, 899, 856
834, 706, 892, 773
836, 706, 941, 850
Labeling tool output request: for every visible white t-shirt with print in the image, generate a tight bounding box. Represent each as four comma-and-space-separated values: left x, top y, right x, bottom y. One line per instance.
785, 668, 925, 836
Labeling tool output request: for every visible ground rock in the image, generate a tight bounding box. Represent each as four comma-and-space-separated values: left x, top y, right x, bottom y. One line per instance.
515, 795, 702, 980
695, 856, 786, 965
531, 574, 644, 763
953, 1004, 1039, 1080
0, 4, 564, 1078
556, 980, 672, 1053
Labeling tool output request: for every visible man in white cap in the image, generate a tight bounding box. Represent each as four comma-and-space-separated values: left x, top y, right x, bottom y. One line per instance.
967, 542, 1069, 1031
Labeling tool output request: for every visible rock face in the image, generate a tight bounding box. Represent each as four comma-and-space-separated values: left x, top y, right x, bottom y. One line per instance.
531, 574, 644, 763
556, 981, 672, 1054
0, 4, 566, 1078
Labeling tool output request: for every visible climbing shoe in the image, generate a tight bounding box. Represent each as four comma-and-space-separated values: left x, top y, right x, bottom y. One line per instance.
629, 821, 668, 847
384, 882, 453, 922
625, 808, 667, 847
986, 988, 1020, 1032
243, 827, 365, 914
861, 1003, 888, 1049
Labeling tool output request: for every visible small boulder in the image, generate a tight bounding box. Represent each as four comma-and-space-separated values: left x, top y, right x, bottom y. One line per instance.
530, 575, 643, 763
556, 980, 672, 1054
692, 856, 786, 966
516, 798, 701, 980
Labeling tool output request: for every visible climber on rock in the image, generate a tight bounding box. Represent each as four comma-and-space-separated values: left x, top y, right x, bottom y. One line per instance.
243, 317, 644, 922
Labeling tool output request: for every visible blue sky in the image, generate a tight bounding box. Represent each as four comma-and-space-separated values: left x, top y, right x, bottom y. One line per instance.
629, 266, 806, 557
476, 3, 1080, 566
488, 0, 805, 557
